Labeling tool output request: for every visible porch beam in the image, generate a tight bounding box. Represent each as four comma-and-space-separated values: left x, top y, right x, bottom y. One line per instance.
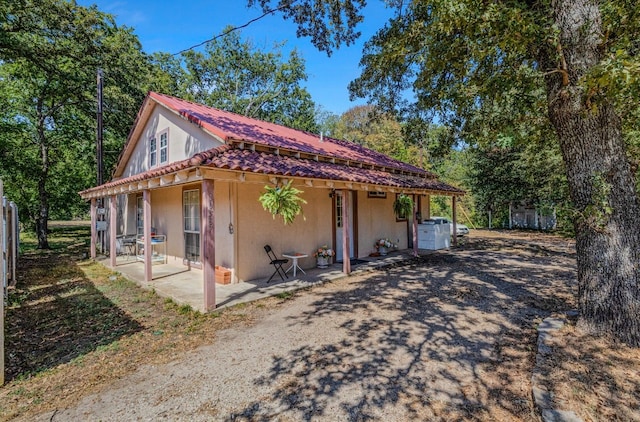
202, 179, 216, 311
143, 189, 152, 282
109, 195, 117, 267
174, 171, 189, 183
90, 198, 97, 259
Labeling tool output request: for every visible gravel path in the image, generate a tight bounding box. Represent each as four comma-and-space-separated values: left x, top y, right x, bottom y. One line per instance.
37, 232, 577, 421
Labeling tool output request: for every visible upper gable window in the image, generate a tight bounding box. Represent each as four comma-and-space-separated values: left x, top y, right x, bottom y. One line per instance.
149, 129, 169, 167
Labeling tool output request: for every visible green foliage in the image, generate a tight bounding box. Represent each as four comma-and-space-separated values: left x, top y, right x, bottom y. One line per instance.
393, 194, 413, 219
154, 28, 318, 132
258, 180, 307, 225
0, 0, 149, 246
248, 0, 366, 56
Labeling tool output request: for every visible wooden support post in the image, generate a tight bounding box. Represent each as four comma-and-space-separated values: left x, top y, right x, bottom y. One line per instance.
109, 195, 117, 267
452, 196, 458, 247
424, 194, 431, 220
202, 179, 216, 310
90, 198, 97, 259
143, 189, 152, 282
341, 191, 351, 275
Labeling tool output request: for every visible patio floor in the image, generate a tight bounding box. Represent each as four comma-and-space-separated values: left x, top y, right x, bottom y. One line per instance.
101, 250, 428, 312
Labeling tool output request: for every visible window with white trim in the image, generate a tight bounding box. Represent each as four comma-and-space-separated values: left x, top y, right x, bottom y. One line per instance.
183, 189, 201, 264
149, 130, 169, 167
149, 137, 157, 167
159, 131, 168, 164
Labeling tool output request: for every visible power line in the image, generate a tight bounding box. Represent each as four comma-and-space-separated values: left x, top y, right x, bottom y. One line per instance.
171, 5, 288, 56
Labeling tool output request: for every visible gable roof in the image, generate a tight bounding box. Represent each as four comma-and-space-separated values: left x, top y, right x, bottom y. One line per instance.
83, 92, 464, 199
150, 92, 429, 174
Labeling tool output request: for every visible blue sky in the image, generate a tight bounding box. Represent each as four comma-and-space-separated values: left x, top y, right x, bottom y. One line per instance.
77, 1, 393, 115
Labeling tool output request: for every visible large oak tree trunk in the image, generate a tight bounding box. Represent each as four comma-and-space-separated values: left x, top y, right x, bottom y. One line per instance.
544, 0, 640, 345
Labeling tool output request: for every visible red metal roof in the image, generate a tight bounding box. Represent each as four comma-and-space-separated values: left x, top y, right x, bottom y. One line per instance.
80, 145, 464, 197
149, 92, 433, 176
81, 93, 465, 198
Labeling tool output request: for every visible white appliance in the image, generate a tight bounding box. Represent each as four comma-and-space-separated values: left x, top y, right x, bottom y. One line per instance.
417, 220, 451, 250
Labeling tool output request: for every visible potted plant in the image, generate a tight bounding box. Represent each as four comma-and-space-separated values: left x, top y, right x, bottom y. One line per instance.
259, 180, 307, 225
376, 238, 395, 256
314, 245, 335, 268
393, 194, 414, 220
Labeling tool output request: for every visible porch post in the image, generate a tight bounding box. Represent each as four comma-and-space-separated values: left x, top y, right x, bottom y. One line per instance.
412, 198, 419, 257
341, 190, 351, 274
143, 189, 152, 282
90, 198, 97, 259
202, 179, 216, 311
109, 195, 117, 267
452, 196, 458, 247
424, 194, 431, 219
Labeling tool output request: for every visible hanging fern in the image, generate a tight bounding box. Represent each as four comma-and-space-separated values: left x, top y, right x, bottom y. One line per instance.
393, 194, 414, 219
259, 180, 307, 225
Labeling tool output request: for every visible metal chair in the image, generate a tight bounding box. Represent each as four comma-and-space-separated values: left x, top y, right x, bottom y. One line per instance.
264, 245, 289, 283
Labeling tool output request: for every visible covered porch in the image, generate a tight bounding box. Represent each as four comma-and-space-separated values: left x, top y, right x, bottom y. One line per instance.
102, 249, 428, 312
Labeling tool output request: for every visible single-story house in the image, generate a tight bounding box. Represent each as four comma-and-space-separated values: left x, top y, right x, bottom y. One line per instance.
80, 92, 464, 310
509, 201, 557, 230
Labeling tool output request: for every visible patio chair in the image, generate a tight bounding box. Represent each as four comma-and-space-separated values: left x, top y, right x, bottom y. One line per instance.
264, 245, 289, 283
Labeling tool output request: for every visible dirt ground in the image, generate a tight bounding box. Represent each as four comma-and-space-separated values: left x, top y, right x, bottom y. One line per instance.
2, 228, 639, 421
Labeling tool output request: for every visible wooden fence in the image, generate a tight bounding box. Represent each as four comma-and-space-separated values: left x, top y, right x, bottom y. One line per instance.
1, 179, 20, 385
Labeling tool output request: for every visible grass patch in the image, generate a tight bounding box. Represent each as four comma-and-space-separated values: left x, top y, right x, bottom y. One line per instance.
0, 223, 272, 421
276, 291, 295, 300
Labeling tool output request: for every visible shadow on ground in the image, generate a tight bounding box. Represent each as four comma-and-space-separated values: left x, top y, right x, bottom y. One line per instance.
234, 235, 577, 421
5, 226, 143, 381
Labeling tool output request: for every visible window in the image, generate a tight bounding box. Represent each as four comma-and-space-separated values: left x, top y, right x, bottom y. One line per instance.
159, 131, 168, 164
136, 196, 144, 235
149, 130, 168, 167
368, 191, 387, 199
183, 189, 200, 264
149, 137, 157, 167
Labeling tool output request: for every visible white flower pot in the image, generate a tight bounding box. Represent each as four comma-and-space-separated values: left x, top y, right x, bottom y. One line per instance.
379, 246, 388, 256
317, 256, 329, 268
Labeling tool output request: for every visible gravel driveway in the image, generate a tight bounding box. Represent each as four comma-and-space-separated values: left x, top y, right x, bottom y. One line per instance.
38, 231, 577, 421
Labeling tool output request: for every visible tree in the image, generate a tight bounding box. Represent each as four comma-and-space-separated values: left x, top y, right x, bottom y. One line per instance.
0, 0, 149, 248
332, 105, 408, 160
255, 1, 640, 345
159, 28, 318, 132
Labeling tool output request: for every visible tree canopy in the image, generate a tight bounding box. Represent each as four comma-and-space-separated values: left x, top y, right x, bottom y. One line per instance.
257, 0, 640, 345
0, 0, 149, 247
151, 29, 318, 133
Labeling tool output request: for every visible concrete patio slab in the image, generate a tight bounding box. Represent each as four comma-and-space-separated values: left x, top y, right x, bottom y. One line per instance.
100, 249, 430, 312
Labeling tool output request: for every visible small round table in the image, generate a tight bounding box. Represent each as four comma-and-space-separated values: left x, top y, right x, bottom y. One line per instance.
282, 253, 308, 277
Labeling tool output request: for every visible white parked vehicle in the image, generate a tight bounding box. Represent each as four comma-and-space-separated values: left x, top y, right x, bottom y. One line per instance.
430, 216, 470, 236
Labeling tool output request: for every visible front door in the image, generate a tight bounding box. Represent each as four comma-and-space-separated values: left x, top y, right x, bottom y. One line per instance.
335, 191, 355, 261
183, 189, 201, 264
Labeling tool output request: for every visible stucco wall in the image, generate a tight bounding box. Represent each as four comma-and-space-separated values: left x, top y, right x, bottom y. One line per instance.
121, 106, 223, 178
122, 182, 236, 272
118, 181, 426, 282
147, 185, 184, 263
236, 183, 333, 282
356, 191, 409, 254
